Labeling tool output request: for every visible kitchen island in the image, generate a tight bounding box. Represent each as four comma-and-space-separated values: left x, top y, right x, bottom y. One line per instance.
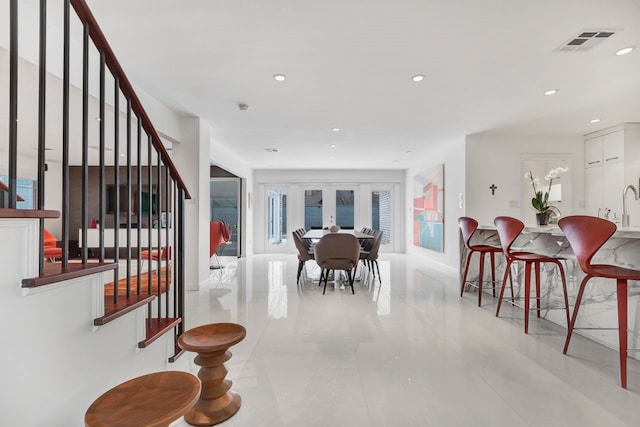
460, 224, 640, 360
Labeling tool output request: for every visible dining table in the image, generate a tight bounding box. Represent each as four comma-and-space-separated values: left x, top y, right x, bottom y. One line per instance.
301, 229, 374, 240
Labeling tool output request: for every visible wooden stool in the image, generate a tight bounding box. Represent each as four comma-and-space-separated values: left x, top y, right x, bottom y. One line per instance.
178, 323, 246, 426
85, 371, 200, 427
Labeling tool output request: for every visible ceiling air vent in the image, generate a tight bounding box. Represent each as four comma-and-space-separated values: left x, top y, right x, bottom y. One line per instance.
555, 29, 618, 52
264, 148, 279, 153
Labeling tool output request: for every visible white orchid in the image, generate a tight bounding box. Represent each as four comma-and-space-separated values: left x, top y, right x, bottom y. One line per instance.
526, 167, 568, 213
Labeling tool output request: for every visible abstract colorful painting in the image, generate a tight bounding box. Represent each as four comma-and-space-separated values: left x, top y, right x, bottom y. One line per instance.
413, 164, 444, 252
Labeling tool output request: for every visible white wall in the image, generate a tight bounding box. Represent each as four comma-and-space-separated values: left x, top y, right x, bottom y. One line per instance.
0, 219, 188, 426
405, 138, 466, 274
465, 132, 584, 226
170, 117, 211, 290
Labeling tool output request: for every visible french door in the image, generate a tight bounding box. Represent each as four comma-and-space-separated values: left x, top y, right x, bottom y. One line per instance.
303, 185, 358, 230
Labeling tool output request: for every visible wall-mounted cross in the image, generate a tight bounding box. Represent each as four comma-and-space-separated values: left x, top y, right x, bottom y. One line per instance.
489, 184, 497, 195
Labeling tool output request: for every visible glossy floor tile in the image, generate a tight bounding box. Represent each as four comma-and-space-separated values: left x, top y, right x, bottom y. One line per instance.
173, 254, 640, 427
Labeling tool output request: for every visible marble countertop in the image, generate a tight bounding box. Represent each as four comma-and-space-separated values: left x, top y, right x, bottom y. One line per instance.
477, 224, 640, 238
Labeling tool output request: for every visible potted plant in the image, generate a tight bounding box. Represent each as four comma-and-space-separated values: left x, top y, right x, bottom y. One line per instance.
525, 166, 568, 225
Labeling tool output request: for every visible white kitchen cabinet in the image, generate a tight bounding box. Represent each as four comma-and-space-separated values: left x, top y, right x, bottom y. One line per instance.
584, 136, 603, 168
603, 130, 624, 164
584, 166, 603, 217
583, 124, 640, 222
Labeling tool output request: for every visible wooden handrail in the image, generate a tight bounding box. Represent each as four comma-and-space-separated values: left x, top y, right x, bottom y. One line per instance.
69, 0, 191, 199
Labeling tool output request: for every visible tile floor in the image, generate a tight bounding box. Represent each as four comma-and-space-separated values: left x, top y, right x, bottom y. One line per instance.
174, 254, 640, 427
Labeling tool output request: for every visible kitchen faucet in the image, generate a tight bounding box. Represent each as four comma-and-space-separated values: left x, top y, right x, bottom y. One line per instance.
622, 184, 639, 227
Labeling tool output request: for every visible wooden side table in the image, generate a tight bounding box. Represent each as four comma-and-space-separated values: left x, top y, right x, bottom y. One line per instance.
178, 323, 246, 426
85, 371, 200, 427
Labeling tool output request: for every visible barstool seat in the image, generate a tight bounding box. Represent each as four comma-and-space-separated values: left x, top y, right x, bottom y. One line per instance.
494, 216, 570, 334
559, 215, 640, 389
85, 371, 200, 427
458, 217, 502, 306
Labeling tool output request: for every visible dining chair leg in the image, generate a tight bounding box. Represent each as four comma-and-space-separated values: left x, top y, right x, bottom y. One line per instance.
322, 269, 329, 295
616, 278, 628, 389
373, 260, 381, 283
319, 268, 325, 287
563, 275, 592, 354
297, 260, 304, 284
348, 269, 355, 294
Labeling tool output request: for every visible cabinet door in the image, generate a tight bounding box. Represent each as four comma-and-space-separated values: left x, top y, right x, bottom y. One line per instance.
584, 166, 603, 216
603, 161, 624, 219
603, 130, 624, 164
584, 137, 603, 168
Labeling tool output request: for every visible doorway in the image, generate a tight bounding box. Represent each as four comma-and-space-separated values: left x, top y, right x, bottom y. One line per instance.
210, 178, 240, 257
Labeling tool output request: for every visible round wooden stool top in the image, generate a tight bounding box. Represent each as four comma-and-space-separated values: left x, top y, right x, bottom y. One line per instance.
178, 323, 246, 353
85, 371, 200, 427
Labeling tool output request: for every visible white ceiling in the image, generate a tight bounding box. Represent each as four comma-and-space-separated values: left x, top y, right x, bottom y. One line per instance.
72, 0, 640, 169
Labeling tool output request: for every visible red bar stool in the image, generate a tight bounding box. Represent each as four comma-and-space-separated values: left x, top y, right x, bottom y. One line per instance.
559, 215, 640, 388
494, 216, 570, 334
458, 217, 502, 306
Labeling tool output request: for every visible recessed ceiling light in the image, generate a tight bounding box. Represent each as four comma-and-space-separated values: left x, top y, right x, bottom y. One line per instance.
544, 89, 558, 96
332, 127, 340, 132
615, 46, 635, 56
590, 118, 601, 123
330, 144, 336, 148
273, 74, 286, 82
330, 156, 335, 159
405, 150, 412, 154
393, 160, 399, 163
411, 74, 424, 82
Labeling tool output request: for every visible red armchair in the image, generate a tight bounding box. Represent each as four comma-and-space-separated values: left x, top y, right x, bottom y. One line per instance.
140, 246, 171, 274
210, 221, 232, 269
43, 228, 62, 261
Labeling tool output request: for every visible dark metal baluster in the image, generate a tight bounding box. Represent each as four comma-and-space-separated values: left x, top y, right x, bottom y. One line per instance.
173, 181, 178, 318
81, 19, 89, 264
62, 0, 70, 269
99, 50, 106, 263
126, 99, 132, 298
113, 75, 120, 304
165, 166, 171, 318
37, 0, 47, 273
136, 118, 142, 294
156, 155, 162, 319
8, 0, 18, 208
177, 187, 185, 337
147, 136, 153, 328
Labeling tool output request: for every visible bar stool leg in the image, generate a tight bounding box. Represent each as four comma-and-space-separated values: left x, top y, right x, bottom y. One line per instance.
524, 262, 532, 334
477, 252, 485, 307
460, 251, 474, 297
563, 275, 592, 354
534, 262, 541, 319
496, 259, 514, 317
616, 279, 628, 389
490, 252, 496, 297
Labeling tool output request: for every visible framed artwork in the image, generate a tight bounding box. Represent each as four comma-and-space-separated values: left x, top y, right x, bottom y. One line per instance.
413, 164, 444, 252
